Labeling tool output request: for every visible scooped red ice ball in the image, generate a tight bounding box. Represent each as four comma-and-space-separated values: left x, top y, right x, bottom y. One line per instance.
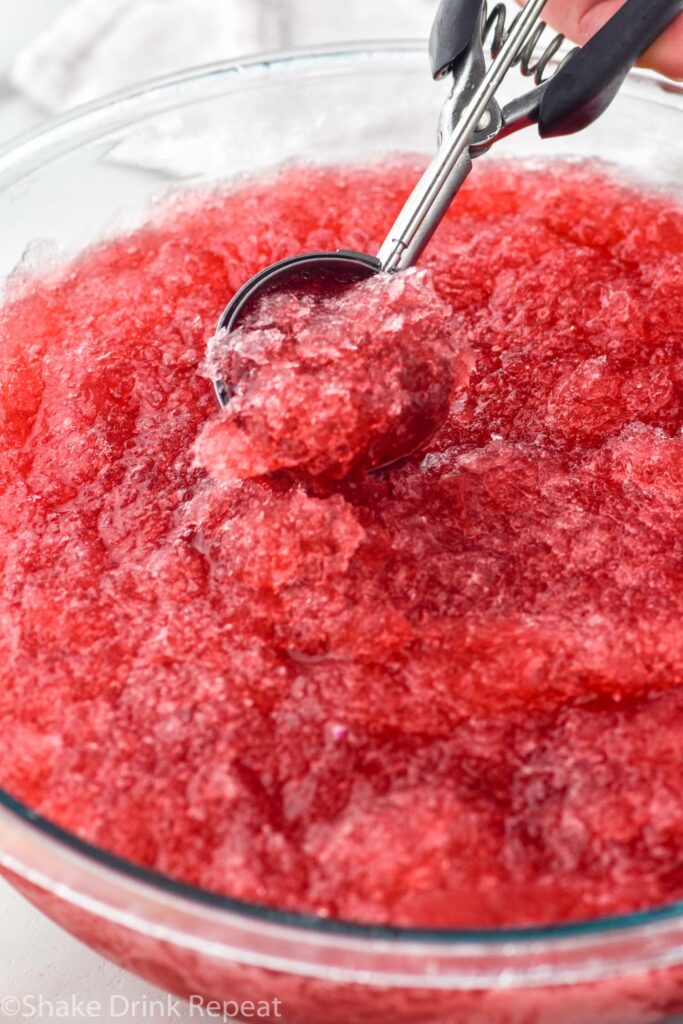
196, 269, 473, 482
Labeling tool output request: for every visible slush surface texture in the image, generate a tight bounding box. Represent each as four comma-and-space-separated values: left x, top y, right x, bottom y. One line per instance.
199, 270, 471, 481
1, 159, 682, 927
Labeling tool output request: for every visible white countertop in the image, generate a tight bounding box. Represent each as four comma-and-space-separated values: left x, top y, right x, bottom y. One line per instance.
0, 881, 198, 1021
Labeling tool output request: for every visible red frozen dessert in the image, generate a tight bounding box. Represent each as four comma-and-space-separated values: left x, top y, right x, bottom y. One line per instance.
0, 158, 682, 928
198, 269, 472, 482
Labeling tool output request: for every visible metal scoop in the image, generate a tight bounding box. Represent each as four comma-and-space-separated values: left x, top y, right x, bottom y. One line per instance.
214, 0, 683, 412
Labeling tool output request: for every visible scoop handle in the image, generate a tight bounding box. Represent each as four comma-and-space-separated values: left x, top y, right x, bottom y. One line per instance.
539, 0, 683, 137
430, 0, 484, 79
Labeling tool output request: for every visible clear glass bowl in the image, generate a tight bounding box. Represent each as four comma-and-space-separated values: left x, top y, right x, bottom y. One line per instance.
1, 43, 682, 1024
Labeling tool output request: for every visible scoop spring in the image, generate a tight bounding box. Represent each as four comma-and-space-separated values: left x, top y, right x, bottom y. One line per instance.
482, 1, 574, 85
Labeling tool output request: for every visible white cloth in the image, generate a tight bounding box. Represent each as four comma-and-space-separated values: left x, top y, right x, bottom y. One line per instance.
10, 0, 435, 114
10, 0, 264, 112
8, 0, 437, 178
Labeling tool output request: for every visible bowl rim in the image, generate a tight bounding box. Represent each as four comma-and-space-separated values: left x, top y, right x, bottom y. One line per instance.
1, 40, 682, 949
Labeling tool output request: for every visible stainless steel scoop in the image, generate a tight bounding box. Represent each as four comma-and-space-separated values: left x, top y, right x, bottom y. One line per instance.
214, 0, 683, 412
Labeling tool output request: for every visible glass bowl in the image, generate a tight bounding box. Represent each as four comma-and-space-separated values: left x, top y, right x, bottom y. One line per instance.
1, 43, 682, 1024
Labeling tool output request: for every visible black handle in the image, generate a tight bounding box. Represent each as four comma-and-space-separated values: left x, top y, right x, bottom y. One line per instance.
429, 0, 484, 79
539, 0, 683, 138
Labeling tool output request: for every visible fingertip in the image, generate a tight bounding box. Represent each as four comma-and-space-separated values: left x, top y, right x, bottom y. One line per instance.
638, 15, 683, 81
537, 1, 683, 82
